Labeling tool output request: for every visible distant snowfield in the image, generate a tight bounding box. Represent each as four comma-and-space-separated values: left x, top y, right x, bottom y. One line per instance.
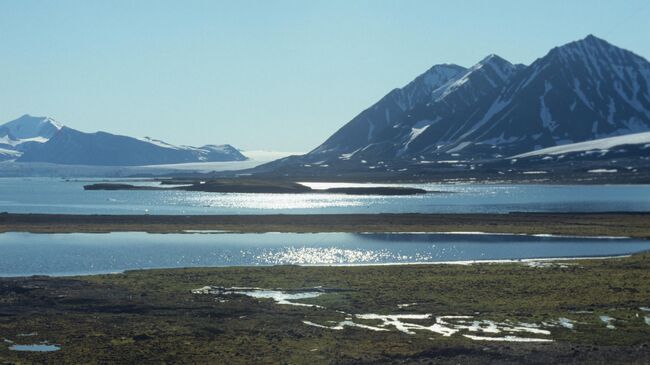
140, 150, 303, 172
514, 131, 650, 158
0, 150, 302, 177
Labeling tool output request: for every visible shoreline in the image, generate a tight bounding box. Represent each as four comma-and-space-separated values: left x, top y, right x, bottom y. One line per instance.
0, 254, 635, 279
1, 253, 648, 363
1, 212, 650, 238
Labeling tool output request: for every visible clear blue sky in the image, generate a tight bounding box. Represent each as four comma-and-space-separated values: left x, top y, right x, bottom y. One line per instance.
1, 0, 648, 151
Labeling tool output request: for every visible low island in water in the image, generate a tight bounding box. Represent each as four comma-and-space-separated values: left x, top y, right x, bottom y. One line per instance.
83, 179, 429, 196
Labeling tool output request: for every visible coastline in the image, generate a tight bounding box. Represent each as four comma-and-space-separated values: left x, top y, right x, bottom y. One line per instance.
1, 212, 650, 238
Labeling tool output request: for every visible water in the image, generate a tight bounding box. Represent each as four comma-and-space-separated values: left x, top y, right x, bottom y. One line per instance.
8, 344, 60, 352
1, 178, 650, 215
1, 232, 648, 276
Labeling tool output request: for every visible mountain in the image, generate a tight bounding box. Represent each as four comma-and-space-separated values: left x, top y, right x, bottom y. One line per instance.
0, 115, 247, 166
255, 35, 650, 178
452, 35, 650, 157
308, 63, 467, 157
0, 115, 63, 152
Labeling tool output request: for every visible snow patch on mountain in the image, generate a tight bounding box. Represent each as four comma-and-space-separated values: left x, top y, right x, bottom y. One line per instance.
0, 136, 49, 147
539, 81, 558, 132
0, 114, 63, 138
514, 131, 650, 158
139, 137, 181, 150
0, 147, 21, 159
1, 115, 247, 166
0, 115, 63, 147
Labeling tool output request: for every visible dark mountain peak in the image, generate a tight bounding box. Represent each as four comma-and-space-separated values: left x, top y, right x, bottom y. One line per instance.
422, 63, 466, 75
544, 34, 649, 68
578, 34, 608, 46
405, 63, 467, 94
552, 34, 610, 52
474, 54, 518, 81
432, 54, 518, 102
477, 53, 510, 67
465, 54, 517, 81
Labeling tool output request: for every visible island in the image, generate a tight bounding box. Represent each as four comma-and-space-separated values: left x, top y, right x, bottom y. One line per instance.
82, 179, 429, 196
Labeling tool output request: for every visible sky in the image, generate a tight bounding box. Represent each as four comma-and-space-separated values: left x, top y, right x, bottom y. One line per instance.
1, 1, 649, 151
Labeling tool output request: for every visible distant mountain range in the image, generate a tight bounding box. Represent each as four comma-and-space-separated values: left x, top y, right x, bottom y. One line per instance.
254, 35, 650, 180
0, 114, 246, 166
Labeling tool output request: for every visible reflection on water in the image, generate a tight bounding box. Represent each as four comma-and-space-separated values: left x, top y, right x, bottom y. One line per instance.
255, 247, 398, 265
1, 178, 650, 214
180, 192, 369, 210
1, 232, 649, 277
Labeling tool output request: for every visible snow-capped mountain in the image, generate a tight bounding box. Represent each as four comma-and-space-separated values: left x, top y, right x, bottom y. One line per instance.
257, 35, 650, 176
455, 35, 650, 157
308, 64, 467, 157
0, 115, 247, 165
0, 114, 63, 151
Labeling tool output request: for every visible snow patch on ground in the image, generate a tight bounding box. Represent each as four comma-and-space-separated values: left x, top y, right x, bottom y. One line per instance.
305, 314, 554, 342
588, 169, 617, 173
599, 315, 616, 329
191, 286, 324, 307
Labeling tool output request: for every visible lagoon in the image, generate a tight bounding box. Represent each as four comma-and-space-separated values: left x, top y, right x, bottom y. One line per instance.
1, 232, 649, 276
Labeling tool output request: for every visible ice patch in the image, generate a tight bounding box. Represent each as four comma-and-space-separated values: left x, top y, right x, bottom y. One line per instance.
192, 286, 325, 307
463, 335, 553, 343
303, 320, 388, 332
544, 318, 576, 329
397, 303, 418, 308
599, 315, 616, 329
588, 169, 617, 173
305, 314, 553, 342
526, 262, 571, 269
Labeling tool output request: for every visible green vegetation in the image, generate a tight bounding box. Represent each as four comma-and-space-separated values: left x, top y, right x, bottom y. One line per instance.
1, 254, 649, 364
2, 212, 650, 237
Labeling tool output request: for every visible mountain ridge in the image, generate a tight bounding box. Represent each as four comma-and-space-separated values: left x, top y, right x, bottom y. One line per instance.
0, 115, 247, 166
252, 34, 650, 178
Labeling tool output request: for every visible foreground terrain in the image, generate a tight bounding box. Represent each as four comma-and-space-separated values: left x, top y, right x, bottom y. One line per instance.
0, 254, 649, 364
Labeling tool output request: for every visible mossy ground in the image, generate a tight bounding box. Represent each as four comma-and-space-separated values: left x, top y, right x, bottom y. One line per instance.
2, 212, 650, 238
1, 254, 649, 364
